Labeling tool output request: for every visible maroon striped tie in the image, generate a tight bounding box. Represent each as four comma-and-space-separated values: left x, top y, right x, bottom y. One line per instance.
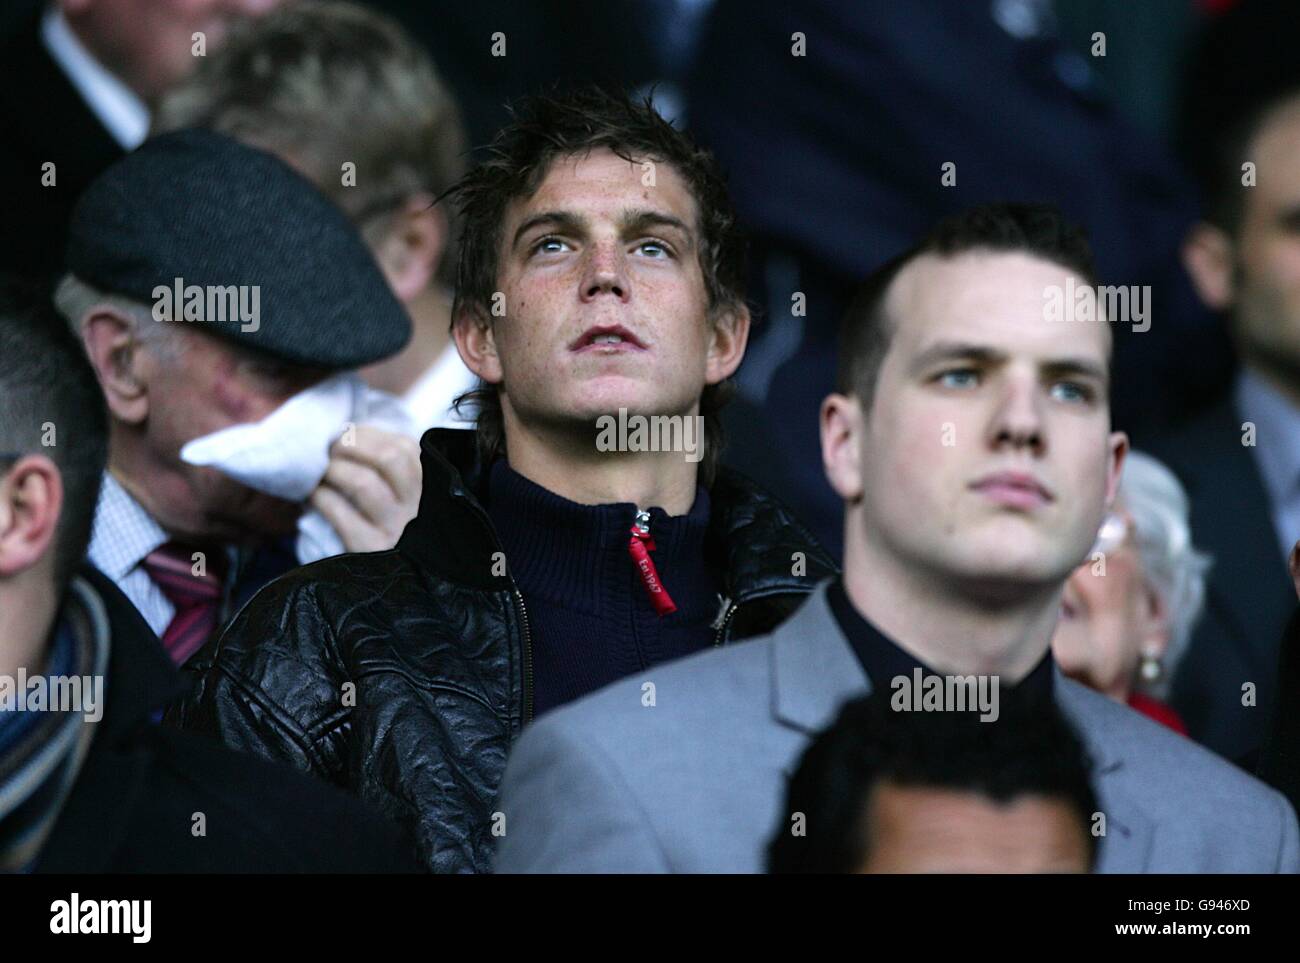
142, 542, 227, 665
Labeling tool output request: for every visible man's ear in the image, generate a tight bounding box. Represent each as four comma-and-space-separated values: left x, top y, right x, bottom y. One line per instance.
0, 455, 63, 579
1182, 222, 1236, 311
705, 303, 751, 385
81, 308, 150, 425
1104, 431, 1129, 507
370, 194, 445, 304
452, 304, 503, 384
820, 393, 865, 502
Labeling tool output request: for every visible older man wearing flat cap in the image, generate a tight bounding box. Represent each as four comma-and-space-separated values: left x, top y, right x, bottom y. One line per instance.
55, 127, 421, 664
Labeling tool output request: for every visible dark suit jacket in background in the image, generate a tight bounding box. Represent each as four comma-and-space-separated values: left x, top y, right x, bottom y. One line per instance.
35, 566, 421, 873
687, 0, 1233, 558
0, 1, 123, 284
1260, 605, 1300, 817
1150, 396, 1295, 769
364, 0, 661, 154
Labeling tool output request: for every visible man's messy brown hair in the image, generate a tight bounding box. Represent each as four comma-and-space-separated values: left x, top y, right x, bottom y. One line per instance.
449, 86, 748, 485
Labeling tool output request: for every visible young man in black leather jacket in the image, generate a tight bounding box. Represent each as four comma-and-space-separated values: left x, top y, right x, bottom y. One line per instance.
170, 87, 836, 872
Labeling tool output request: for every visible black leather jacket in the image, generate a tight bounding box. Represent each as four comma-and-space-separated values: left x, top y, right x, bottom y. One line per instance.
169, 428, 838, 872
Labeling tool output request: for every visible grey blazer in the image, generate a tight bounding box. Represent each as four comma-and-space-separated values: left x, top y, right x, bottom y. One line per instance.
494, 581, 1300, 873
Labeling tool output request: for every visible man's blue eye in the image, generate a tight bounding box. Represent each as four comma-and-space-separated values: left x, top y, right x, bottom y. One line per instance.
533, 236, 568, 254
938, 369, 979, 388
1051, 381, 1093, 403
638, 241, 670, 258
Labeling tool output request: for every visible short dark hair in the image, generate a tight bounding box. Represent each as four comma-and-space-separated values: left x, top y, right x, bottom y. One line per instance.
448, 85, 747, 486
1177, 0, 1300, 234
835, 202, 1098, 406
0, 280, 109, 587
767, 687, 1099, 873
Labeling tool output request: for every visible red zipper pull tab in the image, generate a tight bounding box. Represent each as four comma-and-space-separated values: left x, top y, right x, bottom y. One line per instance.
629, 509, 677, 616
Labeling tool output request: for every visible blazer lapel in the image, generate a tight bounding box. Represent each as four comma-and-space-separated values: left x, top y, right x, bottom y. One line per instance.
1056, 674, 1157, 872
1091, 781, 1157, 873
768, 588, 1164, 870
770, 580, 870, 735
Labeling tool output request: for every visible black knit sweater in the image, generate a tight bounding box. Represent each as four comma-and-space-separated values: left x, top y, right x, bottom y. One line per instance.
486, 459, 722, 717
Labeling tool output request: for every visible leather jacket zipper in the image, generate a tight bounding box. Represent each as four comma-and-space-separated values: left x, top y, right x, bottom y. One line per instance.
512, 587, 534, 725
712, 586, 804, 646
451, 484, 535, 729
713, 598, 738, 646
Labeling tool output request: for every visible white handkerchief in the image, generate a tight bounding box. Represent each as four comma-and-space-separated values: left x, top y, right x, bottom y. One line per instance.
179, 373, 419, 563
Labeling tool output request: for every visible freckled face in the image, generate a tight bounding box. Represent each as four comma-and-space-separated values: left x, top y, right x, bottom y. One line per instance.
140, 329, 327, 540
489, 149, 718, 430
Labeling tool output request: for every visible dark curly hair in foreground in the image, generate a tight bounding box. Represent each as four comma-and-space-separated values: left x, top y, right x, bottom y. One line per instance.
768, 685, 1099, 873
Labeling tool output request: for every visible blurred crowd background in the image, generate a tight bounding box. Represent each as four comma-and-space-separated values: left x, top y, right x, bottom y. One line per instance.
5, 0, 1300, 808
0, 0, 1278, 546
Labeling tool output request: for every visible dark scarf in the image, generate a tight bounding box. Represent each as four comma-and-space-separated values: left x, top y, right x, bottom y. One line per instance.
0, 578, 109, 871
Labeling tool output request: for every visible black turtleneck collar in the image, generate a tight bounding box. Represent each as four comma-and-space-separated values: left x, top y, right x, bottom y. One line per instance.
826, 577, 1054, 704
396, 428, 841, 612
486, 458, 715, 619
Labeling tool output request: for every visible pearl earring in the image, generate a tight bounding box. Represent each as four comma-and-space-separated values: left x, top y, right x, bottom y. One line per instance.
1139, 652, 1162, 683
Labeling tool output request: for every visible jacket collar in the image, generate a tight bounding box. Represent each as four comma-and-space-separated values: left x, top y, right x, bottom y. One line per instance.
1054, 675, 1155, 871
770, 582, 1123, 772
397, 428, 499, 590
75, 564, 186, 746
397, 428, 838, 599
769, 582, 1154, 870
770, 580, 869, 734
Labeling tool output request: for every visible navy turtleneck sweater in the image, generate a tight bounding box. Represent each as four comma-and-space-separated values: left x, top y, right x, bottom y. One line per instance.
486, 459, 723, 718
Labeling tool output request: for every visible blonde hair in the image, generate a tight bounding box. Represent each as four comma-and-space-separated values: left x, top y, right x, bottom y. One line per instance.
154, 1, 467, 286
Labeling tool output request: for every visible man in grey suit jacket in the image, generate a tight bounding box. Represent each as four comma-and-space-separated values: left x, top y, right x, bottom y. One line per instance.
495, 203, 1300, 873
